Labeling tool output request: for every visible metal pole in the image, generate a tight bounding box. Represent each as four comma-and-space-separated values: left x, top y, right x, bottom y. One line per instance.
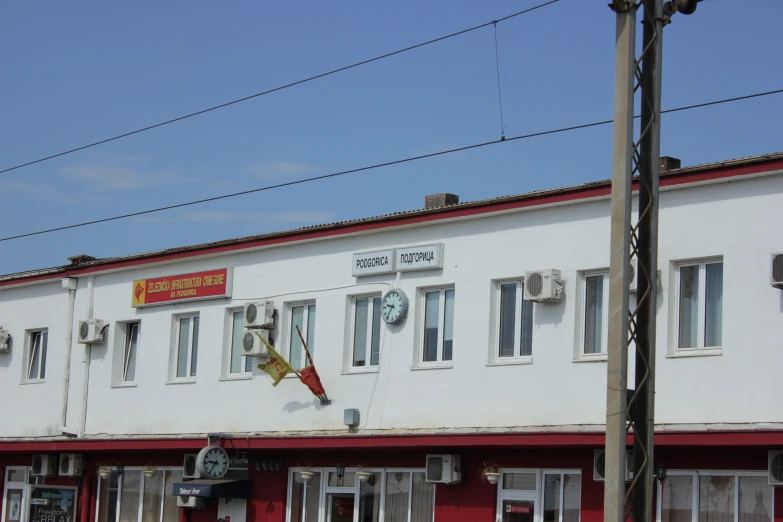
604, 3, 636, 522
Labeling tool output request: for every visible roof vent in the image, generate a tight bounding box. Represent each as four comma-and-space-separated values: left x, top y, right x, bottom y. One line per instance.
67, 255, 96, 266
660, 156, 681, 172
425, 193, 459, 209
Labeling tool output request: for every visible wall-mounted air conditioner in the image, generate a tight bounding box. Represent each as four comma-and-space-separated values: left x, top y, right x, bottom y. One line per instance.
242, 329, 270, 358
0, 329, 10, 353
768, 451, 783, 485
78, 319, 107, 344
771, 253, 783, 289
593, 449, 633, 482
524, 269, 563, 303
177, 496, 208, 509
244, 301, 275, 329
31, 455, 58, 477
425, 455, 461, 484
629, 259, 662, 294
59, 454, 85, 477
183, 454, 200, 479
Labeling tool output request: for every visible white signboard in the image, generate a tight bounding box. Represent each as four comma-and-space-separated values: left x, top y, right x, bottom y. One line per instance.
352, 249, 394, 277
395, 243, 444, 272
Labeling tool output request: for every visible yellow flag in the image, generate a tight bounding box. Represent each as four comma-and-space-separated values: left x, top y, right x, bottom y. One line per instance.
256, 333, 295, 386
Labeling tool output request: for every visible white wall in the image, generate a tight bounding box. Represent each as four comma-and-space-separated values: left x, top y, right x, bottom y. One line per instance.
1, 173, 782, 438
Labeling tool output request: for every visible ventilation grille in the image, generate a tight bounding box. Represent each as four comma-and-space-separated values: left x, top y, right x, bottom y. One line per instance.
629, 262, 636, 283
771, 453, 783, 482
183, 455, 197, 478
426, 456, 444, 482
60, 457, 70, 475
242, 332, 256, 353
527, 273, 544, 297
773, 255, 783, 284
32, 455, 43, 476
594, 450, 606, 479
79, 322, 89, 341
246, 304, 258, 325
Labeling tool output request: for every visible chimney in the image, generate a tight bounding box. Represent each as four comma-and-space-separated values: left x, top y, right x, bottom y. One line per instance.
659, 156, 681, 172
425, 193, 459, 209
67, 255, 96, 266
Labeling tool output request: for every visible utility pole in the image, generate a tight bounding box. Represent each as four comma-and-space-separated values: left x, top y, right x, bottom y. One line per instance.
604, 2, 702, 522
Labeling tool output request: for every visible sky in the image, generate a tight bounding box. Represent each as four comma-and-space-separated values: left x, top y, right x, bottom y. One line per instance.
1, 1, 782, 275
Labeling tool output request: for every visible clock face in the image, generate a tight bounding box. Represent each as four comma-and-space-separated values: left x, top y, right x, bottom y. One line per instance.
196, 446, 230, 479
381, 290, 408, 325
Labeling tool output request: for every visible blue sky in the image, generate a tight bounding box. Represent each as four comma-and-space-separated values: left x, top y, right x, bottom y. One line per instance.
1, 1, 781, 275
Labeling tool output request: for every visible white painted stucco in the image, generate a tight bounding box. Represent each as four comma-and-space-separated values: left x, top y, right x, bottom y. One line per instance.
1, 171, 781, 439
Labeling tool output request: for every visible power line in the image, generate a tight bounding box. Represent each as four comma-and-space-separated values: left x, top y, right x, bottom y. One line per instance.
1, 88, 780, 244
0, 0, 560, 177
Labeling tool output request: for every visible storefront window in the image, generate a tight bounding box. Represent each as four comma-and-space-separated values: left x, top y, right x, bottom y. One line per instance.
498, 470, 581, 522
290, 471, 322, 522
97, 469, 183, 522
658, 472, 771, 522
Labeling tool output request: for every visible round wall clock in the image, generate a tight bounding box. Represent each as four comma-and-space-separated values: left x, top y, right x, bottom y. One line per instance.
195, 445, 230, 479
381, 289, 409, 325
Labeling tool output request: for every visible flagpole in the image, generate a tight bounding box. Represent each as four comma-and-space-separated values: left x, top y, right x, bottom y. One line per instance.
296, 326, 331, 405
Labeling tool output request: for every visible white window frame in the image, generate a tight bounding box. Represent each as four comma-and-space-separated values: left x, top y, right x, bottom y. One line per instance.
171, 314, 199, 383
94, 466, 182, 522
493, 279, 534, 364
418, 286, 455, 367
224, 308, 253, 379
1, 467, 35, 522
122, 321, 140, 384
496, 468, 582, 522
287, 301, 316, 370
673, 258, 723, 354
348, 294, 383, 371
576, 271, 609, 360
24, 329, 48, 383
655, 470, 772, 522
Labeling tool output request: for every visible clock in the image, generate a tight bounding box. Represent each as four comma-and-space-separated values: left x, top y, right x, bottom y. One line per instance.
381, 289, 408, 325
195, 445, 230, 479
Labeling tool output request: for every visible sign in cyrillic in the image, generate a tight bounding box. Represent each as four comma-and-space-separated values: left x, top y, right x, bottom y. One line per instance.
395, 243, 443, 272
27, 486, 77, 522
352, 249, 394, 277
132, 268, 233, 307
505, 504, 532, 514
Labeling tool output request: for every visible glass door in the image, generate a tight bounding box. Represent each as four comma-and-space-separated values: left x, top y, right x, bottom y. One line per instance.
501, 500, 535, 522
327, 494, 355, 522
2, 468, 30, 522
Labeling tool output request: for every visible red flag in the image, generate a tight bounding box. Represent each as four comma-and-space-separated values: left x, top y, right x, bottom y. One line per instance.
298, 366, 326, 397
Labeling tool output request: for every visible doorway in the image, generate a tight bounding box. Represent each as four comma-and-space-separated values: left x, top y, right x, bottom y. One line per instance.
327, 494, 354, 522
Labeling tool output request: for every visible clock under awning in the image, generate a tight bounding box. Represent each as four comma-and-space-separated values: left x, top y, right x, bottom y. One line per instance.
172, 478, 252, 499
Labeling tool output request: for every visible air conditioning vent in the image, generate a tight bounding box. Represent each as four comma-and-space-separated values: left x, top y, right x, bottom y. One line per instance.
244, 301, 275, 329
183, 454, 200, 479
177, 496, 208, 509
59, 454, 85, 477
242, 330, 270, 358
771, 254, 783, 289
593, 450, 633, 482
768, 451, 783, 485
524, 269, 563, 303
31, 455, 58, 477
425, 455, 461, 484
0, 329, 10, 353
77, 319, 106, 344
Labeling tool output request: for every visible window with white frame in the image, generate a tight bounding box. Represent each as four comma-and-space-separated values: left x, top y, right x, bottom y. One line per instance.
581, 272, 608, 356
2, 467, 38, 522
422, 287, 455, 364
658, 471, 770, 522
497, 280, 534, 360
228, 310, 253, 376
123, 322, 140, 383
174, 315, 199, 380
351, 295, 382, 369
25, 330, 48, 382
287, 468, 435, 522
676, 260, 723, 350
496, 469, 581, 522
96, 468, 183, 522
289, 302, 316, 370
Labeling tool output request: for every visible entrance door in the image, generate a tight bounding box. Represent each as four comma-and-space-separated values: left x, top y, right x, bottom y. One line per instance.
217, 498, 247, 522
501, 500, 535, 522
327, 494, 355, 522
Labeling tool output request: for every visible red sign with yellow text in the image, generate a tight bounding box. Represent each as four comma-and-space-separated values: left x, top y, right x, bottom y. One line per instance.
132, 268, 232, 307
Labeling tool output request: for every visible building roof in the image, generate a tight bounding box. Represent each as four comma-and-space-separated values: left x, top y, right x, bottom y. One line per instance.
2, 152, 782, 287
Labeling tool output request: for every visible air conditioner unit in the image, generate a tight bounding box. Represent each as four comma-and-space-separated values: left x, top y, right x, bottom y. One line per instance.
425, 455, 461, 484
177, 496, 208, 509
629, 259, 662, 294
0, 329, 10, 353
77, 319, 106, 344
771, 253, 783, 289
593, 449, 633, 482
524, 269, 563, 303
244, 301, 275, 329
183, 454, 200, 479
59, 454, 85, 477
768, 451, 783, 485
31, 455, 58, 477
242, 329, 270, 358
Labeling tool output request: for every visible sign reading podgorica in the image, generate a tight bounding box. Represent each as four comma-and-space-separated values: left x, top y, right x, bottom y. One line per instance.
27, 486, 77, 522
395, 243, 443, 272
132, 268, 233, 307
352, 249, 394, 277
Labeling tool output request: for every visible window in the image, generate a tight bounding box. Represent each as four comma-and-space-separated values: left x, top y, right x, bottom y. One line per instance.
658, 472, 770, 522
123, 322, 140, 383
287, 468, 435, 522
2, 467, 33, 522
497, 280, 534, 360
676, 260, 723, 350
496, 469, 581, 522
351, 296, 382, 369
26, 330, 48, 381
96, 468, 183, 522
581, 272, 608, 356
422, 288, 455, 364
175, 315, 199, 380
228, 310, 253, 376
289, 303, 316, 370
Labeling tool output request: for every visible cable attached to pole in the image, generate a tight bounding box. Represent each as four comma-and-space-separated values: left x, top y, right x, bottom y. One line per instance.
493, 21, 507, 141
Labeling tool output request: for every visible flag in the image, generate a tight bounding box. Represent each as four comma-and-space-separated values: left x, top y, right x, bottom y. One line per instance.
298, 366, 326, 397
256, 333, 295, 387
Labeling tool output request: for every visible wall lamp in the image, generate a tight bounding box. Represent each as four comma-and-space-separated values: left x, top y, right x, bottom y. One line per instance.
655, 462, 667, 482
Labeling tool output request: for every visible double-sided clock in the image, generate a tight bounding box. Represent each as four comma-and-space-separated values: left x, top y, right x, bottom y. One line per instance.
195, 445, 230, 479
381, 289, 408, 325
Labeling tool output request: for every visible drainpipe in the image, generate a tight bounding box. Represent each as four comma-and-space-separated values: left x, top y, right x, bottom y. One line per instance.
60, 278, 78, 432
79, 276, 95, 437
